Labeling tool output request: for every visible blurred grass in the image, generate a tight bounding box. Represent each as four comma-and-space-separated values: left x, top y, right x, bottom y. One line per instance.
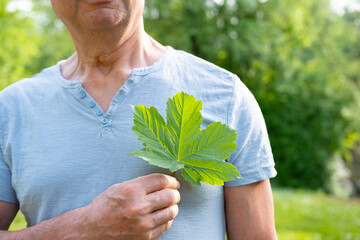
9, 189, 360, 239
274, 189, 360, 240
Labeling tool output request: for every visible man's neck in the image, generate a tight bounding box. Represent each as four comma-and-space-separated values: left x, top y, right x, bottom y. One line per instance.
60, 19, 166, 86
59, 19, 166, 112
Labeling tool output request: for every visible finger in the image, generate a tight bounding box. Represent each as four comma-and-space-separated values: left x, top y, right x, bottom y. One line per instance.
139, 174, 180, 193
149, 220, 174, 240
148, 204, 178, 231
145, 189, 181, 212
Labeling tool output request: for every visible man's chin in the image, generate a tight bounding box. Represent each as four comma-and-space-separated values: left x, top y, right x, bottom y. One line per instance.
80, 9, 129, 30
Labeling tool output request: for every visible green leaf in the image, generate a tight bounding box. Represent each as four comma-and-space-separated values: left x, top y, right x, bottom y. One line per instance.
166, 92, 203, 158
130, 105, 179, 171
131, 105, 176, 158
181, 160, 241, 186
129, 92, 241, 186
180, 122, 238, 162
129, 149, 184, 172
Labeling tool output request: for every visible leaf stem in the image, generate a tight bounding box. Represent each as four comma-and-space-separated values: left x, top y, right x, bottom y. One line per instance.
172, 172, 176, 177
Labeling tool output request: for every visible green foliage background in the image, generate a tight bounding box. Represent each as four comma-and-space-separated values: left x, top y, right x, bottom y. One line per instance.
1, 0, 360, 192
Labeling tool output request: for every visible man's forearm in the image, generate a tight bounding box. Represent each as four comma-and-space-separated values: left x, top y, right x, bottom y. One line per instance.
0, 205, 87, 240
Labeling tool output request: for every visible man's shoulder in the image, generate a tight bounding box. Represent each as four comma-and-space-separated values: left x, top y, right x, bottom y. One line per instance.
0, 63, 60, 102
169, 48, 237, 83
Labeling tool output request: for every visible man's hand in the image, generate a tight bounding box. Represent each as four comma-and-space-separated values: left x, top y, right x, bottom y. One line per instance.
0, 173, 181, 240
83, 173, 181, 239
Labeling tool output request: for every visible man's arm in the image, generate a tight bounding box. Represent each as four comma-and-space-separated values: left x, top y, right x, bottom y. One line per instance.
0, 202, 88, 240
224, 179, 277, 240
0, 201, 19, 230
0, 174, 181, 240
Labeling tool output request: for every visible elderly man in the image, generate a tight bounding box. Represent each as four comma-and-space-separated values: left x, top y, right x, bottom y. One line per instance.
0, 0, 277, 239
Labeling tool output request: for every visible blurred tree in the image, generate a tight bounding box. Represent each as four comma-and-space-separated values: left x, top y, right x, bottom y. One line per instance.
250, 0, 359, 190
342, 9, 360, 196
0, 0, 40, 90
26, 0, 74, 74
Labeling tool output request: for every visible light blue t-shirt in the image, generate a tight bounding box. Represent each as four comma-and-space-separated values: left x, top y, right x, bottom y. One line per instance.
0, 46, 276, 239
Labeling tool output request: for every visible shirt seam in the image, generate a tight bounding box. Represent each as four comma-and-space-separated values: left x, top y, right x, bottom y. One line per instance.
226, 75, 238, 125
225, 165, 277, 186
0, 93, 8, 158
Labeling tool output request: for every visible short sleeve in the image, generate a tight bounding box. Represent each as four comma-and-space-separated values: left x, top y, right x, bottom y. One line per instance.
0, 153, 18, 203
225, 76, 277, 187
0, 97, 18, 204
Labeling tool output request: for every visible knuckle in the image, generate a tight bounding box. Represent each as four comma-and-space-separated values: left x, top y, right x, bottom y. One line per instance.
136, 218, 153, 232
158, 175, 170, 188
103, 184, 119, 199
143, 231, 152, 240
164, 220, 173, 231
108, 182, 121, 190
123, 200, 152, 218
158, 221, 172, 235
164, 189, 176, 202
173, 190, 181, 203
123, 204, 143, 217
168, 204, 179, 219
165, 189, 180, 205
119, 183, 137, 196
173, 204, 179, 218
